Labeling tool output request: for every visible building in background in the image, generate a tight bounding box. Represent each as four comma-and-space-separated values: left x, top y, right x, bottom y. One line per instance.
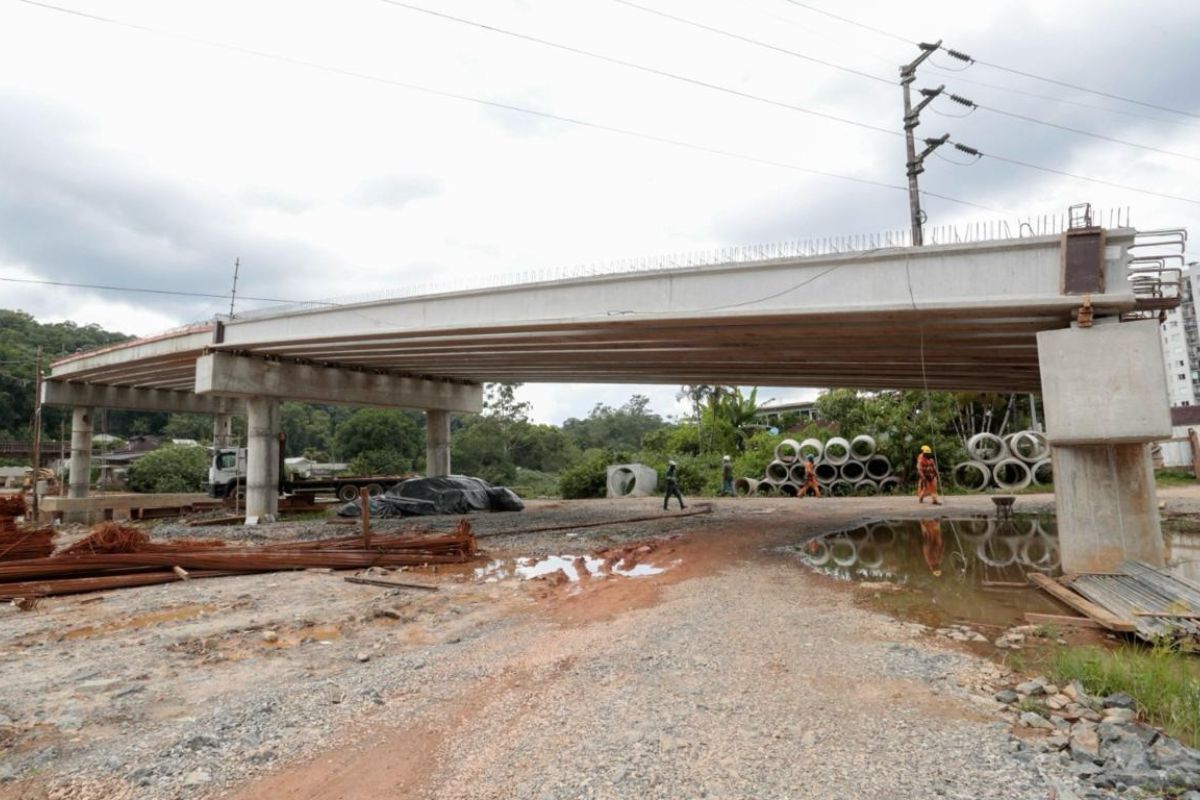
1160, 270, 1200, 407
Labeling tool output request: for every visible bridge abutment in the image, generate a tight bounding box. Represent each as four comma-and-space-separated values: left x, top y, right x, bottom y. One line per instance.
1037, 319, 1171, 573
426, 410, 451, 477
244, 397, 280, 524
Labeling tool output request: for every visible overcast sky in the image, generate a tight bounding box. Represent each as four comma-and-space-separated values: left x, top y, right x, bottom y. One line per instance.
1, 0, 1197, 423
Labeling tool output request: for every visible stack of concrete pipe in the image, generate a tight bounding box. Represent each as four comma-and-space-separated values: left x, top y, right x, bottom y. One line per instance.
736, 435, 901, 497
952, 430, 1052, 492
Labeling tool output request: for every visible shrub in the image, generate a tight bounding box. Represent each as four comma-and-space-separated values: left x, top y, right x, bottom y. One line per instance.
125, 445, 209, 494
559, 449, 613, 499
348, 449, 412, 477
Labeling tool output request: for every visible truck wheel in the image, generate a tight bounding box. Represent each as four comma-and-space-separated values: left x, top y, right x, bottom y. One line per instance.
366, 483, 385, 498
338, 484, 360, 502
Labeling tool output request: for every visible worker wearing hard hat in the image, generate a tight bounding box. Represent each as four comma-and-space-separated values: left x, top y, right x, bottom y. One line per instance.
719, 455, 734, 496
663, 460, 686, 511
916, 445, 942, 505
799, 455, 821, 498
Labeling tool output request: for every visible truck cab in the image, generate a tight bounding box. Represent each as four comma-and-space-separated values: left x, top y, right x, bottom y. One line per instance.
208, 447, 247, 498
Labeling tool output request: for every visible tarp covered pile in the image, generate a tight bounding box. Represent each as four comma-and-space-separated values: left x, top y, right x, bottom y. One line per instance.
337, 475, 524, 518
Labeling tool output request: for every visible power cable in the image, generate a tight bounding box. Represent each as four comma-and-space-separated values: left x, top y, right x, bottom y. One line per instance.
777, 0, 916, 45
376, 0, 902, 138
0, 275, 340, 305
11, 0, 993, 211
610, 0, 896, 85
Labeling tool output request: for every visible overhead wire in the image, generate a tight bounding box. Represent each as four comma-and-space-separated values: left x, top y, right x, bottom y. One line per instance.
776, 0, 915, 45
0, 275, 341, 305
10, 0, 993, 212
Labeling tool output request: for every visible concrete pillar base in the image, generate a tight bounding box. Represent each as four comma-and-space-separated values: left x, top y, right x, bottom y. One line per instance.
426, 410, 451, 477
1054, 443, 1165, 573
244, 398, 280, 524
212, 413, 234, 449
68, 405, 93, 497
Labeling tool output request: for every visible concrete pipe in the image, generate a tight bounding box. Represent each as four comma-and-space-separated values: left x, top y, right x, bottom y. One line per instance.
734, 477, 758, 496
849, 434, 876, 460
798, 438, 823, 461
774, 438, 801, 464
789, 463, 808, 484
991, 458, 1032, 491
966, 432, 1008, 465
814, 462, 838, 483
1031, 458, 1053, 486
840, 460, 866, 482
765, 460, 790, 484
1011, 431, 1050, 463
823, 437, 851, 465
854, 479, 879, 496
828, 479, 854, 497
778, 482, 800, 497
877, 476, 900, 494
865, 455, 891, 480
755, 481, 777, 496
952, 461, 991, 492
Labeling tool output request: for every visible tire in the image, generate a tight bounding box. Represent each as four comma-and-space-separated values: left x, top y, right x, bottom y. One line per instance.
366, 483, 385, 498
337, 484, 360, 502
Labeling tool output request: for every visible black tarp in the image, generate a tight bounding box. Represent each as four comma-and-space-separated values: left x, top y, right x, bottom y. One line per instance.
336, 475, 525, 518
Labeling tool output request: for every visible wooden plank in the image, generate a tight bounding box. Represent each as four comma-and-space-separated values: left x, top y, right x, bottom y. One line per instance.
1028, 573, 1137, 632
343, 575, 439, 592
1024, 612, 1105, 629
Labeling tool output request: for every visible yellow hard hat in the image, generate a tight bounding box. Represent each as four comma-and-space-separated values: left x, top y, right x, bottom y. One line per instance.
920, 445, 932, 454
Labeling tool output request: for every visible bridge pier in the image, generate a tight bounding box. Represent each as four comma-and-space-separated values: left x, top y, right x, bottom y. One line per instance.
1038, 319, 1171, 573
244, 398, 280, 524
426, 410, 451, 476
68, 406, 93, 502
212, 413, 234, 449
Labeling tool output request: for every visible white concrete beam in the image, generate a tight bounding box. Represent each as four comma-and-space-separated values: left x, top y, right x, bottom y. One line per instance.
42, 381, 238, 415
195, 351, 482, 413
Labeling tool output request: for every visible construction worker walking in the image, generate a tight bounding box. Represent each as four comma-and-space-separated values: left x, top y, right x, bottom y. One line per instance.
916, 445, 942, 505
663, 460, 686, 511
799, 455, 821, 497
719, 455, 734, 496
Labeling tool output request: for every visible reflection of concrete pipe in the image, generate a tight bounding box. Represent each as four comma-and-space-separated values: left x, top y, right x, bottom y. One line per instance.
840, 461, 866, 482
865, 455, 891, 479
1031, 458, 1053, 485
976, 535, 1018, 567
798, 438, 823, 461
952, 461, 991, 492
856, 542, 883, 570
952, 518, 994, 543
823, 437, 850, 465
877, 476, 900, 494
734, 477, 758, 496
774, 439, 801, 463
830, 536, 857, 567
849, 435, 876, 460
765, 460, 790, 483
814, 462, 838, 482
992, 458, 1032, 491
854, 479, 879, 495
803, 539, 831, 567
867, 522, 897, 547
967, 433, 1008, 465
778, 482, 800, 497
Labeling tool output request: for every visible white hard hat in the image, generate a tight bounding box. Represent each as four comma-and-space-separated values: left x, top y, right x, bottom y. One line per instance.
668, 460, 677, 466
723, 455, 731, 461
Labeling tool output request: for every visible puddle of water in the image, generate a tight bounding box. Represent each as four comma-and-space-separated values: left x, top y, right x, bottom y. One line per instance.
475, 555, 666, 583
782, 518, 1066, 629
61, 604, 216, 640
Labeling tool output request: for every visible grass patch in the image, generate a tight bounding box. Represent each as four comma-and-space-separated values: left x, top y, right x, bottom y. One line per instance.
511, 468, 561, 499
1157, 468, 1197, 488
1051, 642, 1200, 747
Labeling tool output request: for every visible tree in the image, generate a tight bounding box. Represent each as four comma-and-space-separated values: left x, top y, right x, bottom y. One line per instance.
334, 409, 424, 472
125, 445, 209, 493
562, 394, 665, 452
280, 402, 337, 459
162, 413, 212, 443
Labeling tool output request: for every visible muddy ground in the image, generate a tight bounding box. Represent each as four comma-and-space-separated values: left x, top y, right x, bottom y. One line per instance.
3, 489, 1199, 799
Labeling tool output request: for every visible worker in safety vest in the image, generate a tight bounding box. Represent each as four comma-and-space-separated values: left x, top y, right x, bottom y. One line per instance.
799, 455, 821, 498
663, 460, 686, 511
916, 445, 942, 505
719, 455, 734, 496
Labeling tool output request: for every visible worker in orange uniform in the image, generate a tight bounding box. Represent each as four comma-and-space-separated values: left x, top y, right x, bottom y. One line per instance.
799, 455, 821, 498
915, 445, 942, 505
919, 518, 944, 576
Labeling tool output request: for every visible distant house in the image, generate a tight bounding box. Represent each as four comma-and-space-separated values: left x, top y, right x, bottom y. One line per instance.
755, 399, 819, 425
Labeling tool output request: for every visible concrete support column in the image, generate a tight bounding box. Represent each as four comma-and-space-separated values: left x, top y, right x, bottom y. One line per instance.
244, 397, 280, 524
426, 410, 451, 477
1053, 444, 1164, 573
68, 406, 93, 499
212, 413, 234, 449
1037, 320, 1172, 573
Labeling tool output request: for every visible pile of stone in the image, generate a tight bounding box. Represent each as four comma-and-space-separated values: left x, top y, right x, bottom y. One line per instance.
993, 675, 1200, 794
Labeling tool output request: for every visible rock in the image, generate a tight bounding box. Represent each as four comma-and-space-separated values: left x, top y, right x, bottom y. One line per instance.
994, 689, 1019, 704
1103, 692, 1137, 710
182, 768, 212, 786
1020, 711, 1056, 730
1016, 680, 1045, 696
1043, 734, 1069, 751
0, 764, 15, 783
1045, 693, 1071, 711
55, 712, 83, 731
261, 630, 279, 643
1043, 684, 1058, 695
1149, 737, 1200, 773
1070, 762, 1104, 780
184, 734, 220, 751
1103, 707, 1137, 724
1070, 729, 1101, 764
356, 652, 370, 663
1062, 681, 1086, 702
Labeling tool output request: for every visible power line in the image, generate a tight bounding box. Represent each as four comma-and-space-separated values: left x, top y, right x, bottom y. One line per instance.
946, 94, 1200, 163
12, 0, 992, 211
0, 275, 339, 304
610, 0, 896, 86
377, 0, 901, 138
777, 0, 916, 45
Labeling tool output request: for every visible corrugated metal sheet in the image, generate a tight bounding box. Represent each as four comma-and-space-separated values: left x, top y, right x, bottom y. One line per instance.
1066, 561, 1200, 642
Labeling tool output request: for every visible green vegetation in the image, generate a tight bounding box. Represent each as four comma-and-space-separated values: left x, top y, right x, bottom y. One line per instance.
335, 409, 425, 473
1052, 643, 1200, 747
1157, 468, 1197, 488
125, 445, 210, 493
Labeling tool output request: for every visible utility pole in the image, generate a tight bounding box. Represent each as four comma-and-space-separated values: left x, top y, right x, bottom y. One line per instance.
30, 346, 42, 521
901, 40, 945, 246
